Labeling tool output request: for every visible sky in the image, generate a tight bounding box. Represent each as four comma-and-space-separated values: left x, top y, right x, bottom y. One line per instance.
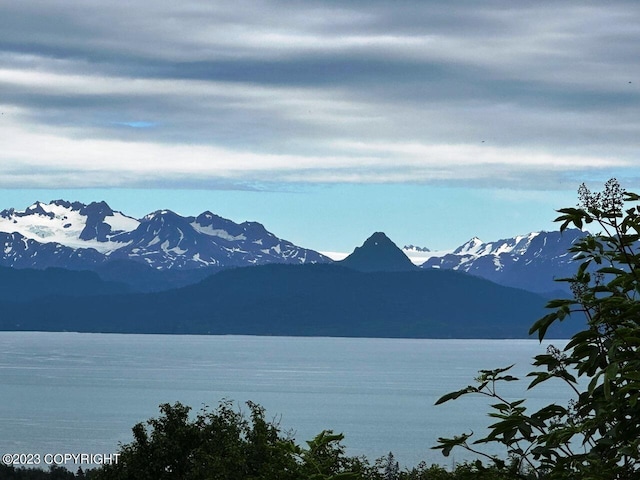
1, 1, 639, 253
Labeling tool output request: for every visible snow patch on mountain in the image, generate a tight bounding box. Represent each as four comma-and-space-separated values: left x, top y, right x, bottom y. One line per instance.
419, 229, 586, 293
103, 211, 140, 233
0, 200, 330, 271
0, 200, 138, 253
320, 251, 349, 261
191, 224, 247, 242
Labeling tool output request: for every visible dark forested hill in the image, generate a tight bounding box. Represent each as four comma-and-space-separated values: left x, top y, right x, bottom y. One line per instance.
0, 263, 581, 338
0, 265, 129, 301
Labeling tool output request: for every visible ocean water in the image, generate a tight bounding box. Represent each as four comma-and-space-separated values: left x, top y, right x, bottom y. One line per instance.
0, 332, 572, 468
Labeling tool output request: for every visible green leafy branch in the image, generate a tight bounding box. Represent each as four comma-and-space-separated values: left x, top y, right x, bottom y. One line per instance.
434, 179, 640, 479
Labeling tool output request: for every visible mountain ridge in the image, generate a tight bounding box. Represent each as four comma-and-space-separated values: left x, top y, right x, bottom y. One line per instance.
0, 198, 587, 296
0, 200, 330, 273
417, 229, 585, 294
338, 232, 418, 272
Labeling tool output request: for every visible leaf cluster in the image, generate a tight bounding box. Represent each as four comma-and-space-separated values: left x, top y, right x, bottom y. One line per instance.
434, 179, 640, 479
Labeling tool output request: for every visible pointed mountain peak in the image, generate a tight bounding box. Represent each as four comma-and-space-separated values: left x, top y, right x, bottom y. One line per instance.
80, 200, 114, 217
25, 201, 49, 215
137, 210, 197, 237
364, 231, 392, 246
196, 210, 217, 220
194, 210, 230, 227
339, 232, 417, 272
454, 237, 484, 255
142, 209, 184, 222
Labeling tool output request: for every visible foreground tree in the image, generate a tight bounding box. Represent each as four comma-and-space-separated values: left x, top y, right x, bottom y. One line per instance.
91, 400, 365, 480
433, 179, 640, 479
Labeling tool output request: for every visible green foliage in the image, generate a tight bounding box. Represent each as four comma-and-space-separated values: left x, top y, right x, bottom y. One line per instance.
433, 179, 640, 479
380, 452, 400, 480
0, 465, 77, 480
90, 400, 367, 480
398, 460, 525, 480
297, 430, 365, 480
77, 398, 525, 480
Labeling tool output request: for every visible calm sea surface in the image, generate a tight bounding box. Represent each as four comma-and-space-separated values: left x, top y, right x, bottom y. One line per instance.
0, 332, 571, 468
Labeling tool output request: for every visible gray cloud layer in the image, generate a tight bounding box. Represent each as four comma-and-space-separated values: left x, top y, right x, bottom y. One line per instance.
1, 1, 639, 189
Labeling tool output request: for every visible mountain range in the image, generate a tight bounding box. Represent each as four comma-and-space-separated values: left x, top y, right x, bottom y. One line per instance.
0, 200, 329, 291
0, 200, 584, 294
415, 229, 585, 294
0, 200, 588, 338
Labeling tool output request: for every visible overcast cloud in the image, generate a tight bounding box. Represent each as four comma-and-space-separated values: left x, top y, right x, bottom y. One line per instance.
1, 0, 639, 190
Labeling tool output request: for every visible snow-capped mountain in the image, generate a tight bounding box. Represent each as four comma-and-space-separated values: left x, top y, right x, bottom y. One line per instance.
0, 199, 588, 295
0, 200, 138, 253
401, 244, 442, 265
403, 244, 430, 253
419, 229, 586, 294
0, 200, 329, 271
109, 209, 326, 269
